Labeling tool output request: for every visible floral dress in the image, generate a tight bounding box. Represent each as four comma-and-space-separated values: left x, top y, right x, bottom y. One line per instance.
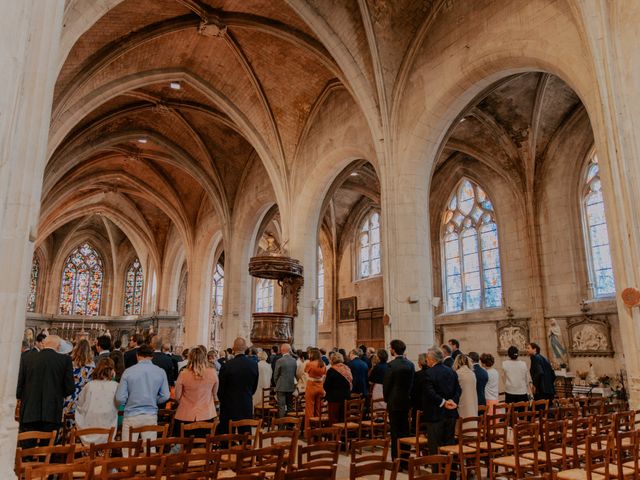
63, 363, 94, 429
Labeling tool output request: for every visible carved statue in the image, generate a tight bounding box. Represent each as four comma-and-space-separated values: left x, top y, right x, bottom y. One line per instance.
573, 325, 608, 351
548, 318, 568, 363
499, 326, 527, 352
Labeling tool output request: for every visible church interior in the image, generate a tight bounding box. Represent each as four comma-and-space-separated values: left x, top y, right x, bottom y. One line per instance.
4, 0, 640, 476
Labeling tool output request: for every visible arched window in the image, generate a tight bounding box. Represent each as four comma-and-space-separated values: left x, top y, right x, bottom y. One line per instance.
124, 258, 144, 315
27, 257, 39, 313
59, 242, 103, 316
256, 279, 274, 313
317, 246, 325, 324
582, 154, 615, 297
212, 263, 224, 316
442, 179, 502, 312
358, 211, 381, 279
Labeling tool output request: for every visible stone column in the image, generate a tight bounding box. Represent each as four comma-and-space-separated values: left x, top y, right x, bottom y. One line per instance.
0, 1, 64, 476
576, 2, 640, 408
380, 165, 434, 359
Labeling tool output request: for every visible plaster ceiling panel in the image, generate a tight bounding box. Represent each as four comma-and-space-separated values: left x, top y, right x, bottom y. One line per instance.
201, 0, 317, 38
477, 73, 540, 148
231, 28, 335, 163
59, 29, 277, 158
122, 194, 172, 251
365, 0, 436, 97
535, 75, 582, 160
56, 0, 192, 100
178, 109, 254, 208
149, 161, 207, 225
332, 190, 365, 234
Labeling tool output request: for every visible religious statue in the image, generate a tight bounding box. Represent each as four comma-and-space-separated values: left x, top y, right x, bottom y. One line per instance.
573, 325, 608, 351
586, 361, 598, 385
548, 318, 568, 363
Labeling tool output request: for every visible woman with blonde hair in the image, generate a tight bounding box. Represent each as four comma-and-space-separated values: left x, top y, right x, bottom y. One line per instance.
253, 350, 272, 408
453, 354, 478, 425
75, 357, 118, 444
63, 338, 95, 429
174, 347, 219, 436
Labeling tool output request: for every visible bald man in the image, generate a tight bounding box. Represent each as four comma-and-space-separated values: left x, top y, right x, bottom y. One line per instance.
273, 343, 298, 418
16, 335, 74, 437
217, 337, 259, 434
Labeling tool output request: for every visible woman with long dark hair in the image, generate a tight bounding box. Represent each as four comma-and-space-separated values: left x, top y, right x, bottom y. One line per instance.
75, 357, 118, 444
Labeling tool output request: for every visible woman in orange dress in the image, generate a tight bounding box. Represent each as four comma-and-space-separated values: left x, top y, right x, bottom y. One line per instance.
303, 348, 327, 434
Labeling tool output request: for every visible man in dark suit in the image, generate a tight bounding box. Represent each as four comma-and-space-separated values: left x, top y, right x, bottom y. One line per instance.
448, 339, 462, 361
124, 334, 144, 369
347, 349, 369, 398
422, 347, 461, 455
94, 335, 112, 363
151, 336, 176, 389
383, 339, 414, 460
527, 342, 556, 401
16, 335, 74, 437
273, 343, 298, 417
468, 351, 488, 410
441, 344, 454, 368
218, 337, 259, 434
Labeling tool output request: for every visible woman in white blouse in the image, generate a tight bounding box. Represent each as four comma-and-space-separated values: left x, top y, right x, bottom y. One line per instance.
501, 346, 531, 403
75, 357, 119, 444
253, 351, 273, 407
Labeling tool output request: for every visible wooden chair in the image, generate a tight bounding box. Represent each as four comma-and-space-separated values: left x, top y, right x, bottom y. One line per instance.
397, 410, 428, 465
157, 408, 176, 436
408, 454, 453, 480
306, 427, 341, 443
181, 421, 218, 453
270, 416, 302, 431
614, 411, 636, 434
563, 416, 593, 468
205, 433, 250, 472
15, 444, 75, 478
350, 459, 400, 480
360, 406, 388, 440
350, 438, 390, 465
585, 398, 606, 417
234, 445, 284, 478
523, 418, 567, 473
89, 439, 143, 459
480, 410, 509, 467
620, 430, 640, 475
69, 427, 115, 456
259, 429, 298, 471
297, 441, 340, 469
284, 465, 337, 480
164, 451, 221, 479
307, 400, 330, 429
145, 435, 194, 455
230, 419, 263, 447
288, 394, 306, 424
439, 416, 482, 480
95, 455, 166, 479
593, 414, 615, 437
24, 461, 92, 480
489, 421, 540, 480
609, 430, 637, 479
557, 433, 614, 480
332, 397, 364, 451
16, 430, 56, 448
128, 423, 169, 443
254, 388, 278, 425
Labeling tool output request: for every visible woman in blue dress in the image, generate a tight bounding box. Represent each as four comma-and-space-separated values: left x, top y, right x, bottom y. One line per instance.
63, 339, 95, 430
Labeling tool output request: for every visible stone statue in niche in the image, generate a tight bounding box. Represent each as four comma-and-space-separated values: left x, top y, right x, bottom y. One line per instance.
572, 325, 608, 351
547, 318, 568, 365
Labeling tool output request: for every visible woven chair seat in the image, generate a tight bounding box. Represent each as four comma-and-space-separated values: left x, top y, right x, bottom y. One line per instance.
557, 468, 605, 480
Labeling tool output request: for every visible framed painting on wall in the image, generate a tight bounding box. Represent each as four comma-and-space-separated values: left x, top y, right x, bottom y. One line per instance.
338, 296, 357, 322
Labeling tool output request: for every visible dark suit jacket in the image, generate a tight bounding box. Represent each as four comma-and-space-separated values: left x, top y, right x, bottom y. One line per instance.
124, 347, 139, 369
218, 354, 259, 426
323, 367, 351, 403
348, 358, 370, 397
16, 348, 74, 426
422, 363, 461, 422
383, 356, 415, 411
530, 353, 556, 396
473, 364, 489, 406
451, 349, 462, 361
411, 367, 429, 411
152, 352, 177, 386
443, 357, 454, 368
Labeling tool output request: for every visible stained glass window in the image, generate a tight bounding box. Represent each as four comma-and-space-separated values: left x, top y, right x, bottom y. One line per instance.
317, 246, 325, 324
583, 154, 615, 297
27, 257, 39, 313
442, 179, 503, 312
256, 278, 274, 313
58, 243, 103, 316
212, 263, 224, 317
124, 258, 144, 315
359, 211, 381, 279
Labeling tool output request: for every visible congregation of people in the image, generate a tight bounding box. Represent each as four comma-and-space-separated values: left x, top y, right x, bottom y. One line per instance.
16, 330, 558, 463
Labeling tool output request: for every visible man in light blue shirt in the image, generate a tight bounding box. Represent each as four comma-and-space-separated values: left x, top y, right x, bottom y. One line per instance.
116, 343, 169, 454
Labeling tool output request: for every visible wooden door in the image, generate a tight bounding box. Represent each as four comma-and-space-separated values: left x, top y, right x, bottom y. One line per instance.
357, 307, 385, 349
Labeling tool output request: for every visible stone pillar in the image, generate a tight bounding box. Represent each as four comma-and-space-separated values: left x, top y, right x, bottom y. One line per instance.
0, 1, 64, 476
576, 2, 640, 408
380, 166, 434, 359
